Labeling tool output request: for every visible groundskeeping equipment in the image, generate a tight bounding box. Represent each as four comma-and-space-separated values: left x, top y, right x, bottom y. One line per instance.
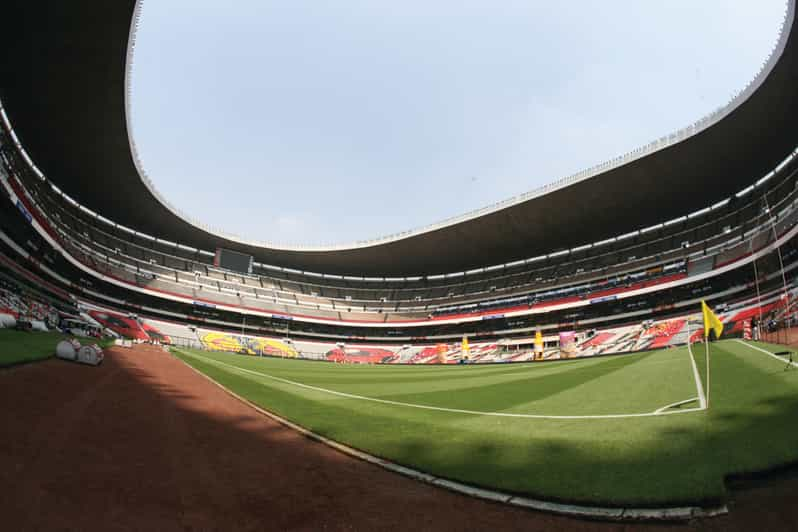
55, 339, 104, 366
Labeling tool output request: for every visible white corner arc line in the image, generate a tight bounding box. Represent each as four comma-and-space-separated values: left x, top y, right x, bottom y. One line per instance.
178, 349, 706, 420
734, 339, 798, 368
654, 398, 699, 414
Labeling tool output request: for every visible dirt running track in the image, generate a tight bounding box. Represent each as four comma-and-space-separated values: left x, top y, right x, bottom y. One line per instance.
1, 345, 797, 531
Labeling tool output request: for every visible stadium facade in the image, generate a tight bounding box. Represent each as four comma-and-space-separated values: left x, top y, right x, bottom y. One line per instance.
1, 1, 797, 362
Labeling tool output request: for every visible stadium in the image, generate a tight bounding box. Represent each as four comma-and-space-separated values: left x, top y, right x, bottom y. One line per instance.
1, 1, 797, 530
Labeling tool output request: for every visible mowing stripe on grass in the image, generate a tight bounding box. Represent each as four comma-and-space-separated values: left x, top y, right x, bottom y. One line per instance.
177, 349, 706, 420
734, 339, 798, 368
173, 349, 727, 521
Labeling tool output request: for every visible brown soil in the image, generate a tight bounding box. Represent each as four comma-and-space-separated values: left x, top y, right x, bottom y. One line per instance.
1, 344, 796, 531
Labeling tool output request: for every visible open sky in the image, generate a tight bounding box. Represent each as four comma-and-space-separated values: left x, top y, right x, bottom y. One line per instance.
130, 1, 787, 247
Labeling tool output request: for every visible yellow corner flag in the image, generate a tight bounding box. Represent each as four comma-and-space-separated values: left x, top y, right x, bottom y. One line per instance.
534, 330, 544, 360
701, 300, 723, 340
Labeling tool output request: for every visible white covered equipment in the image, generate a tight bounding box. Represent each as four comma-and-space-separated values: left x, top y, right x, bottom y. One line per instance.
56, 339, 103, 366
0, 312, 16, 328
77, 344, 104, 365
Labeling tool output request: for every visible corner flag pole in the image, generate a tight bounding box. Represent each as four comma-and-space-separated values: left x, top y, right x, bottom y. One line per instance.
701, 300, 723, 409
705, 337, 710, 408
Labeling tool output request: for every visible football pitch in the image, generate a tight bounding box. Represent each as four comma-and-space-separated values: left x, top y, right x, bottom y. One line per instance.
173, 340, 798, 507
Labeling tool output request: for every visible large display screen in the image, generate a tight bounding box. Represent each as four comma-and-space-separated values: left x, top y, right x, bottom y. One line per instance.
214, 248, 254, 274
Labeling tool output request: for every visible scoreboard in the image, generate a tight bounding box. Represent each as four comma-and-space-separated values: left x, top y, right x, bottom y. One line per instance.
214, 248, 254, 275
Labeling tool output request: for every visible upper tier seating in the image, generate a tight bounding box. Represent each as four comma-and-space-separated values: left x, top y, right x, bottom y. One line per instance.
3, 114, 795, 317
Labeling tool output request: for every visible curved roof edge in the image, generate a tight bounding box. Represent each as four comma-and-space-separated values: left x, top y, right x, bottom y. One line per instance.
1, 1, 797, 276
126, 0, 794, 252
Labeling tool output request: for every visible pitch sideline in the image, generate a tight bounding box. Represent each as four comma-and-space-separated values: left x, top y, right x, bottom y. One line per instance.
734, 339, 798, 368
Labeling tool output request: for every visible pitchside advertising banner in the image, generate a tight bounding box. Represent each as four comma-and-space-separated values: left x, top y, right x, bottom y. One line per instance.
559, 331, 577, 358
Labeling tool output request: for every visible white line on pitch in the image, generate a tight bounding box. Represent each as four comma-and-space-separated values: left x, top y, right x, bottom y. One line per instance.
177, 350, 706, 421
734, 340, 798, 368
685, 319, 708, 409
654, 398, 699, 414
686, 335, 708, 409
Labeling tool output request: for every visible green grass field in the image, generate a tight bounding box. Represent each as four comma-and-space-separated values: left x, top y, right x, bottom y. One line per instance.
0, 329, 67, 367
174, 340, 798, 507
0, 329, 116, 367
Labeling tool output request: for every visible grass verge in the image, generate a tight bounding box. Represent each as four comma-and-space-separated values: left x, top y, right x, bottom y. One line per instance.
0, 329, 67, 367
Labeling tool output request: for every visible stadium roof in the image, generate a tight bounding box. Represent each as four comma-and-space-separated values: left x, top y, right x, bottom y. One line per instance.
1, 1, 797, 276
